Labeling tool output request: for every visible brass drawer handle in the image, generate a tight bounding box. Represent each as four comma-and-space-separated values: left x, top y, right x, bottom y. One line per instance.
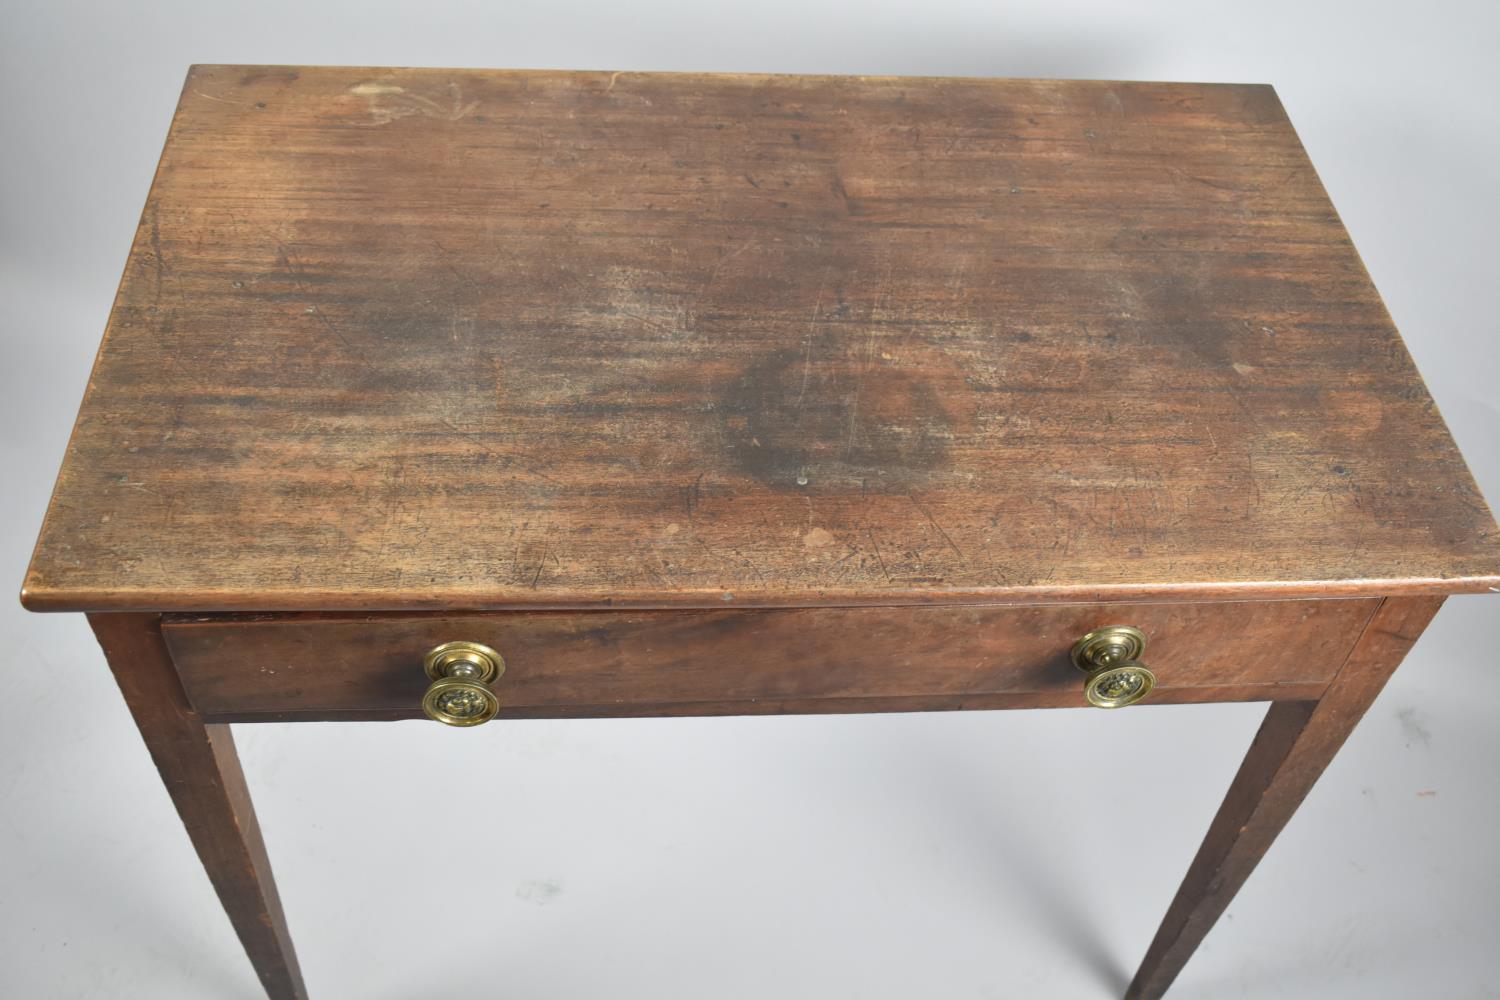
422, 641, 505, 726
1070, 625, 1156, 709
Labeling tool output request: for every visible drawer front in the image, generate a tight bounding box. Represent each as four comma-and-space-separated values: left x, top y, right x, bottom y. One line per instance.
163, 599, 1380, 721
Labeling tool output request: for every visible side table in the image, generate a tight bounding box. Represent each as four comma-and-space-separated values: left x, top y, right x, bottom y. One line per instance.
23, 66, 1500, 999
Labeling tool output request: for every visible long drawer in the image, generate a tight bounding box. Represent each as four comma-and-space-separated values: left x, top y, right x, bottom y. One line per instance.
161, 599, 1380, 722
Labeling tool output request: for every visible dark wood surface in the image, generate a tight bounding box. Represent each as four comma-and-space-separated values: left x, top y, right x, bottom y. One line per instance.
162, 598, 1378, 717
22, 66, 1500, 613
1125, 595, 1444, 999
87, 613, 306, 1000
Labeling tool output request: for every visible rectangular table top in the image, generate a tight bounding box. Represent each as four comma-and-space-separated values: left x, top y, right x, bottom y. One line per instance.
23, 65, 1500, 612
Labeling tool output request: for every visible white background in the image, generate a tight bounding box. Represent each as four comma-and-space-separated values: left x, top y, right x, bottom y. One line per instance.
3, 1, 1498, 997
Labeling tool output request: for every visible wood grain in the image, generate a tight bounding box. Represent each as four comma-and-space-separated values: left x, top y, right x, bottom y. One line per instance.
23, 66, 1500, 612
87, 613, 306, 1000
1125, 595, 1444, 999
162, 598, 1377, 717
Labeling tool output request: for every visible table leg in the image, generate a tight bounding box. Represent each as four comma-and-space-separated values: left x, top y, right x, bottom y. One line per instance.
88, 613, 308, 1000
1125, 595, 1444, 999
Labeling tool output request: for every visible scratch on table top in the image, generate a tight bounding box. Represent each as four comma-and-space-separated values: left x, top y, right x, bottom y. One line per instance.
350, 81, 478, 124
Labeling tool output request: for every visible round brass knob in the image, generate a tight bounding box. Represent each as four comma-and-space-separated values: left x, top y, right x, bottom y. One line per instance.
1070, 625, 1156, 709
422, 641, 505, 727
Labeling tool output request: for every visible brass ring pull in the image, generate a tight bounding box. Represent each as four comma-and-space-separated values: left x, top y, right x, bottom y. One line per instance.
422, 641, 505, 726
1070, 625, 1156, 709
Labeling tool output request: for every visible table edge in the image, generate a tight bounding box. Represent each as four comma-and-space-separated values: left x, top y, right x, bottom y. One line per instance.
21, 573, 1500, 614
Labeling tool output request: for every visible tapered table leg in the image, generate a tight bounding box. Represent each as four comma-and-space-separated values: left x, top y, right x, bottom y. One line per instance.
1125, 596, 1443, 999
89, 613, 308, 1000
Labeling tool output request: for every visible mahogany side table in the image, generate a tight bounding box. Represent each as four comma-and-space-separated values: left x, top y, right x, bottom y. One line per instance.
22, 66, 1500, 999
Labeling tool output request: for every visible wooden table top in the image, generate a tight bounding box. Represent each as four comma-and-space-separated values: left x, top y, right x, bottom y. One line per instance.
23, 65, 1500, 612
